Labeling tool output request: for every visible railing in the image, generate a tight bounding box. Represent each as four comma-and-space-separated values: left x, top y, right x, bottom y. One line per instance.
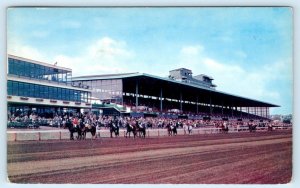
7, 126, 292, 141
8, 74, 90, 90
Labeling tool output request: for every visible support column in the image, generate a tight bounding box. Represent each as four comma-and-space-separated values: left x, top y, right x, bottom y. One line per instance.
240, 106, 242, 118
196, 96, 199, 114
209, 96, 212, 116
221, 102, 224, 116
135, 81, 139, 108
180, 92, 182, 112
160, 87, 163, 112
247, 107, 249, 118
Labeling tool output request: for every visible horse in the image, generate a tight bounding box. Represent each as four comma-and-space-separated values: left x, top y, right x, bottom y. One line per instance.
268, 124, 273, 131
220, 125, 229, 133
82, 122, 97, 139
125, 122, 137, 138
65, 119, 82, 140
109, 120, 119, 138
166, 124, 177, 136
248, 123, 257, 133
137, 123, 146, 138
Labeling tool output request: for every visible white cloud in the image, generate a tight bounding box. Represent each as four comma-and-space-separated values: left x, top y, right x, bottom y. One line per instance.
180, 45, 204, 56
88, 37, 134, 60
7, 38, 290, 111
53, 37, 137, 76
8, 39, 46, 62
178, 44, 287, 105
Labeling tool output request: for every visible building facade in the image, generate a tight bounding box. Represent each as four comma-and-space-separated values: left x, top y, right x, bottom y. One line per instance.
73, 71, 277, 119
7, 55, 92, 118
169, 68, 216, 89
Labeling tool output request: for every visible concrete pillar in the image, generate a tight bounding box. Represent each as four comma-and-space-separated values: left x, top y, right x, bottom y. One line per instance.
209, 96, 212, 115
247, 107, 249, 118
180, 92, 182, 112
221, 102, 224, 116
196, 96, 199, 114
135, 81, 139, 108
160, 87, 163, 112
240, 106, 242, 118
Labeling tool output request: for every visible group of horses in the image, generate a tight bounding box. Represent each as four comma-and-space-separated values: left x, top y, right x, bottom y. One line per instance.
65, 119, 97, 140
109, 121, 147, 139
65, 118, 147, 140
65, 118, 268, 140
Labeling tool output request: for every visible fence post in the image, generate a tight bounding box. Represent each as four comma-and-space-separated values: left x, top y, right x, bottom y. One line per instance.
124, 130, 126, 137
147, 130, 150, 137
14, 132, 17, 141
38, 132, 41, 141
59, 131, 61, 140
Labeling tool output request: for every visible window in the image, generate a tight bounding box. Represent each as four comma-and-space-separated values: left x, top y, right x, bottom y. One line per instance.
57, 88, 62, 100
18, 82, 24, 96
44, 86, 49, 99
7, 81, 12, 95
23, 83, 30, 97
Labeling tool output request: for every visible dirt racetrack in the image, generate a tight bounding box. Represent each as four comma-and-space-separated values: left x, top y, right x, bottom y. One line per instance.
7, 130, 292, 184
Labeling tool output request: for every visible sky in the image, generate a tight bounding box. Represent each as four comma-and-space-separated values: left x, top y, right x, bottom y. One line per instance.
7, 7, 293, 115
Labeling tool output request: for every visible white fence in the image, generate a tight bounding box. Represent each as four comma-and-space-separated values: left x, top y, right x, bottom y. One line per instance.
7, 126, 292, 141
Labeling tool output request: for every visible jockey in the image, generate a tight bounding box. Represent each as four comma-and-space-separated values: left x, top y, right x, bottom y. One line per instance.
72, 117, 78, 128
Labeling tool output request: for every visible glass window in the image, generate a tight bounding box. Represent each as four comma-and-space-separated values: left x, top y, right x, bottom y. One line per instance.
19, 60, 25, 77
23, 83, 30, 96
28, 84, 35, 97
69, 89, 75, 101
53, 87, 58, 99
39, 85, 45, 98
7, 81, 12, 95
30, 63, 35, 78
65, 89, 70, 101
57, 88, 62, 100
44, 86, 49, 99
24, 62, 30, 77
8, 58, 16, 75
18, 82, 24, 96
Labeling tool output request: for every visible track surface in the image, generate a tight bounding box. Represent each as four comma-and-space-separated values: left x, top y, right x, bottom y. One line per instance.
7, 130, 292, 184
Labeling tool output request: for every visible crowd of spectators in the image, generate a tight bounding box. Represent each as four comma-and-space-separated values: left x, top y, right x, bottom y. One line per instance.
7, 110, 292, 130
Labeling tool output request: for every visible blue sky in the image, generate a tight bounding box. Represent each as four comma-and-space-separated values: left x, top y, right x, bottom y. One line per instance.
7, 7, 293, 115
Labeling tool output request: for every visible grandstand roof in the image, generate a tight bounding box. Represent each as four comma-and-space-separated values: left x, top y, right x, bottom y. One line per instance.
73, 72, 279, 108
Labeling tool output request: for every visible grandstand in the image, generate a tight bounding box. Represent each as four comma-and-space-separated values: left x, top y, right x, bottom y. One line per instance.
72, 68, 279, 120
